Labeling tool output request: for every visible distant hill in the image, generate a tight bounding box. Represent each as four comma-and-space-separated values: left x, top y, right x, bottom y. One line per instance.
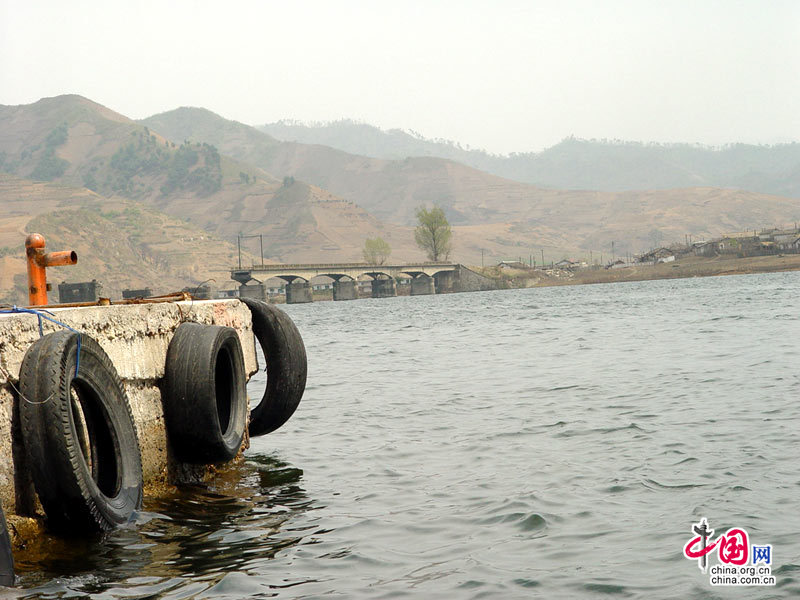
144, 106, 281, 166
0, 95, 238, 200
4, 96, 800, 276
148, 107, 800, 260
261, 119, 480, 163
260, 120, 800, 196
151, 108, 566, 226
0, 96, 422, 272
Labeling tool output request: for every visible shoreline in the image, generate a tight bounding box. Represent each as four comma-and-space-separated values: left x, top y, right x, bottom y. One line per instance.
474, 254, 800, 290
265, 255, 800, 303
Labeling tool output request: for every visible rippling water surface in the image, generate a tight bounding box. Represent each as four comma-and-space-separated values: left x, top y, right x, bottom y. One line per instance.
12, 272, 800, 598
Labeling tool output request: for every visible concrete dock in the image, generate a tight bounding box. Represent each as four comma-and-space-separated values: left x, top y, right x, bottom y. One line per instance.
0, 299, 256, 525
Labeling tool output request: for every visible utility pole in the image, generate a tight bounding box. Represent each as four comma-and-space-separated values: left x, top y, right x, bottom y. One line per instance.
239, 233, 265, 267
541, 249, 545, 267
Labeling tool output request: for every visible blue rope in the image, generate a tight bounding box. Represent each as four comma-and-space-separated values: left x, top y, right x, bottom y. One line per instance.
0, 306, 82, 378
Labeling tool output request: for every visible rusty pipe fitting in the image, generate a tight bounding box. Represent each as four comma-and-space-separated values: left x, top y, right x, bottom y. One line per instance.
41, 250, 78, 268
25, 233, 78, 306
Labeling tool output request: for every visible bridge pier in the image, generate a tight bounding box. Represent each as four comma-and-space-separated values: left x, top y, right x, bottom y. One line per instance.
239, 282, 267, 301
230, 263, 473, 298
371, 278, 396, 299
286, 281, 313, 304
410, 274, 435, 295
433, 271, 454, 293
333, 279, 357, 301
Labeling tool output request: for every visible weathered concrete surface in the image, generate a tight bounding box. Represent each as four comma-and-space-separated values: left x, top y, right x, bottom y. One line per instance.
333, 280, 357, 301
371, 278, 397, 298
0, 300, 256, 521
435, 265, 496, 293
410, 274, 435, 295
239, 282, 267, 301
286, 281, 313, 304
456, 265, 496, 292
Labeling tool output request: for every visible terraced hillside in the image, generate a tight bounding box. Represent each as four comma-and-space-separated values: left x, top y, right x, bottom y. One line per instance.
0, 174, 255, 305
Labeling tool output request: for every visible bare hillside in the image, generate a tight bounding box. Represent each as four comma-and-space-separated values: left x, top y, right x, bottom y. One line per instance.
144, 107, 800, 258
4, 96, 800, 272
0, 174, 259, 304
0, 96, 427, 267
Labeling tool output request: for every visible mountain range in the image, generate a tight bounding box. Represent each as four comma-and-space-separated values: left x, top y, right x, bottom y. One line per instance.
1, 94, 799, 304
261, 120, 800, 196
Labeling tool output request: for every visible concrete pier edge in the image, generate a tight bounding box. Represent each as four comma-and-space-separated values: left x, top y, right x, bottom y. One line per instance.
0, 299, 257, 546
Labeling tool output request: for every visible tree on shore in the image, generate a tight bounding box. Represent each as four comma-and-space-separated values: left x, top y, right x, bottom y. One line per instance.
414, 205, 452, 261
363, 237, 391, 265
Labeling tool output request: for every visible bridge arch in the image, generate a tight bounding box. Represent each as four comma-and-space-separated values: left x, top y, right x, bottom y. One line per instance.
277, 275, 309, 283
231, 262, 462, 302
317, 273, 356, 282
362, 270, 395, 281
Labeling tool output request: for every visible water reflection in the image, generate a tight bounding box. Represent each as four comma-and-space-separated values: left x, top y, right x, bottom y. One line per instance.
13, 455, 316, 598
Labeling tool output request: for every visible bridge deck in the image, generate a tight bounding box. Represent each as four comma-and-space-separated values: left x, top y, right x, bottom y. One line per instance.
236, 262, 456, 271
231, 262, 459, 283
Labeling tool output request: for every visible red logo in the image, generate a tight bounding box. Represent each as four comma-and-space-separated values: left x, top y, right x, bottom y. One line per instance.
683, 518, 749, 572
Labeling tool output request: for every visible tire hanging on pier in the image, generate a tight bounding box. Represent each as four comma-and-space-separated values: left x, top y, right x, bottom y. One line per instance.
163, 323, 248, 464
241, 298, 307, 437
19, 331, 143, 534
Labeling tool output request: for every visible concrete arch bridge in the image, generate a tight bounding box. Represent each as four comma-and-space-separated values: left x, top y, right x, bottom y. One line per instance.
231, 262, 472, 303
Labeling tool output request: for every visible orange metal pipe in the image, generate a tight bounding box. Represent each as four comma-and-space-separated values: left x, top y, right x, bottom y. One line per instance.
25, 233, 77, 306
41, 250, 78, 268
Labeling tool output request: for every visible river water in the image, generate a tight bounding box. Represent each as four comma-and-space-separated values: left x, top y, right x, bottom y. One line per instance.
11, 272, 800, 598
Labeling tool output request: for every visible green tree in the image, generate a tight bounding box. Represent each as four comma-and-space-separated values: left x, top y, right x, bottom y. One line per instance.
45, 123, 68, 148
30, 148, 68, 181
363, 237, 391, 265
414, 206, 452, 261
82, 172, 98, 191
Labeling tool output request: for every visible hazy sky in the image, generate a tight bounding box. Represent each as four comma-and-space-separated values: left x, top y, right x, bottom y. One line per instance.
2, 0, 799, 155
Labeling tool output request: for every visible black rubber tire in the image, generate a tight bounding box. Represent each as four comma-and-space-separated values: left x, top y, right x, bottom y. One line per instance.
0, 506, 13, 587
163, 323, 247, 464
241, 298, 307, 437
19, 331, 143, 534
